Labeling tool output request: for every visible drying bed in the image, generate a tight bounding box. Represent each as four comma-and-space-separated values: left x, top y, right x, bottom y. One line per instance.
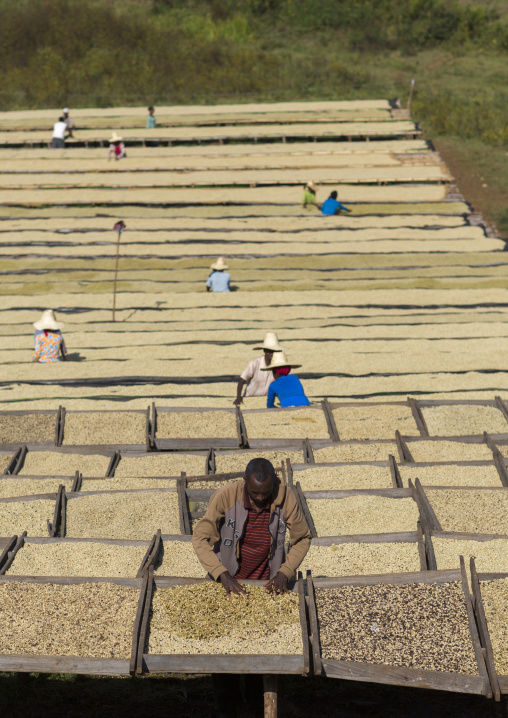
292, 464, 393, 491
138, 575, 309, 675
242, 407, 331, 442
404, 440, 494, 463
312, 443, 397, 463
114, 452, 207, 477
0, 497, 56, 536
65, 490, 180, 540
424, 488, 508, 534
308, 569, 491, 695
304, 491, 421, 536
214, 448, 304, 474
0, 411, 58, 446
430, 534, 508, 574
0, 477, 72, 498
398, 463, 503, 488
4, 537, 149, 578
331, 403, 419, 440
421, 404, 508, 437
62, 411, 148, 447
299, 534, 424, 578
0, 576, 143, 675
81, 477, 177, 491
153, 537, 204, 577
18, 451, 113, 477
154, 408, 241, 449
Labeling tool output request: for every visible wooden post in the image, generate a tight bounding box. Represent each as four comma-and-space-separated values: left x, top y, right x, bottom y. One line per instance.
112, 221, 125, 322
263, 674, 277, 718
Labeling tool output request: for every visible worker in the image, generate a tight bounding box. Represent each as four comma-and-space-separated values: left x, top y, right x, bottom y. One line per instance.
233, 332, 283, 405
108, 133, 126, 161
301, 180, 319, 210
206, 257, 230, 292
62, 108, 75, 138
33, 310, 68, 363
146, 106, 156, 129
192, 457, 311, 718
321, 190, 351, 215
51, 117, 68, 148
262, 351, 309, 408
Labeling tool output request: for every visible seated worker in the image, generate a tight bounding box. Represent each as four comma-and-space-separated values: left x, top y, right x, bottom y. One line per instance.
33, 310, 68, 363
108, 133, 126, 161
321, 190, 351, 216
192, 457, 311, 718
262, 351, 310, 408
233, 331, 283, 406
51, 117, 68, 148
301, 180, 319, 210
206, 257, 230, 292
146, 106, 156, 128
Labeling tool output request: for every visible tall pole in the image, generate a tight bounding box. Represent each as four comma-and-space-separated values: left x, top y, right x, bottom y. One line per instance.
112, 221, 125, 322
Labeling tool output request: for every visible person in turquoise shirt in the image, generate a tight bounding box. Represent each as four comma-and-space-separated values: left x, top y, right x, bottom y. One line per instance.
146, 106, 156, 129
321, 190, 351, 215
262, 352, 309, 408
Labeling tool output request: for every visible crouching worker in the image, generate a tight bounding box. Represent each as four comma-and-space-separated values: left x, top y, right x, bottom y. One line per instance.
33, 310, 68, 363
192, 457, 311, 718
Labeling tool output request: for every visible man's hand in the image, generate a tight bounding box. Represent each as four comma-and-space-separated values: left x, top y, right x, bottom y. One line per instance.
264, 572, 289, 594
219, 571, 246, 596
233, 396, 243, 406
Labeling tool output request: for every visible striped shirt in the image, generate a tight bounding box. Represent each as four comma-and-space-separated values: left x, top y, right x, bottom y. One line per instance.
235, 487, 272, 580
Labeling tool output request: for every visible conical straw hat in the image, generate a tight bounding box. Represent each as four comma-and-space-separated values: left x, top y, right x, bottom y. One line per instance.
260, 351, 300, 370
33, 309, 64, 331
210, 257, 229, 270
254, 332, 283, 352
109, 132, 123, 143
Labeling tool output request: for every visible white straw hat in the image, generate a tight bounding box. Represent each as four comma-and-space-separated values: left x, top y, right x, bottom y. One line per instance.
260, 351, 301, 371
210, 257, 229, 271
33, 309, 64, 331
109, 132, 123, 143
63, 108, 69, 113
254, 332, 283, 352
306, 181, 316, 191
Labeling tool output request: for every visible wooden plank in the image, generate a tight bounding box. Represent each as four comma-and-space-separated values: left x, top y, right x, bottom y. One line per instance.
137, 568, 155, 674
130, 568, 150, 675
58, 407, 66, 447
495, 397, 508, 427
312, 532, 417, 546
106, 452, 118, 478
306, 572, 323, 676
60, 485, 67, 538
303, 488, 411, 499
492, 448, 508, 488
321, 399, 340, 443
388, 454, 402, 488
416, 521, 427, 571
142, 653, 305, 674
280, 460, 286, 486
407, 398, 429, 437
263, 674, 277, 718
420, 517, 437, 571
156, 438, 240, 450
470, 558, 502, 700
294, 482, 317, 539
312, 569, 462, 588
0, 655, 131, 676
297, 574, 310, 676
0, 534, 19, 574
0, 575, 141, 586
48, 486, 62, 538
136, 532, 157, 579
206, 448, 214, 475
321, 659, 488, 694
304, 440, 315, 465
144, 406, 150, 452
70, 471, 80, 493
459, 556, 492, 696
4, 447, 21, 476
11, 444, 27, 476
396, 431, 414, 462
286, 459, 293, 489
236, 406, 248, 448
55, 406, 62, 447
413, 479, 442, 531
151, 402, 156, 447
483, 432, 498, 453
177, 477, 191, 535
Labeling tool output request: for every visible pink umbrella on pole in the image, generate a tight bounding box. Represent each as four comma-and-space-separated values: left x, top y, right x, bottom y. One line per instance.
112, 221, 126, 321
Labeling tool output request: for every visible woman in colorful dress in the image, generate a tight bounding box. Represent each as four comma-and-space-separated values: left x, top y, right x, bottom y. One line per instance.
33, 310, 68, 363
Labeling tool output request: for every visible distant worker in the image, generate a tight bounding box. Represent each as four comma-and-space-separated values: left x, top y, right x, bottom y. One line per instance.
33, 310, 68, 363
301, 180, 319, 210
51, 117, 68, 148
233, 332, 283, 406
321, 190, 351, 216
146, 106, 156, 129
206, 257, 230, 292
62, 108, 75, 138
108, 133, 126, 161
262, 351, 310, 408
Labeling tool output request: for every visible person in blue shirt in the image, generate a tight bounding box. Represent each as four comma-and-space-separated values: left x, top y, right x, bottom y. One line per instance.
206, 257, 231, 292
262, 351, 310, 408
321, 190, 351, 216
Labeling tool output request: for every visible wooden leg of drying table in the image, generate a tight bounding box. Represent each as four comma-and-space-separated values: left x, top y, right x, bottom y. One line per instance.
263, 674, 278, 718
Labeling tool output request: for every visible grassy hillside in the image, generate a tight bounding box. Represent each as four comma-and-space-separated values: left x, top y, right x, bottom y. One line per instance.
0, 0, 506, 233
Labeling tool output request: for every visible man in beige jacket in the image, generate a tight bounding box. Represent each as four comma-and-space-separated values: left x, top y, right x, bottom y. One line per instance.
192, 457, 311, 595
